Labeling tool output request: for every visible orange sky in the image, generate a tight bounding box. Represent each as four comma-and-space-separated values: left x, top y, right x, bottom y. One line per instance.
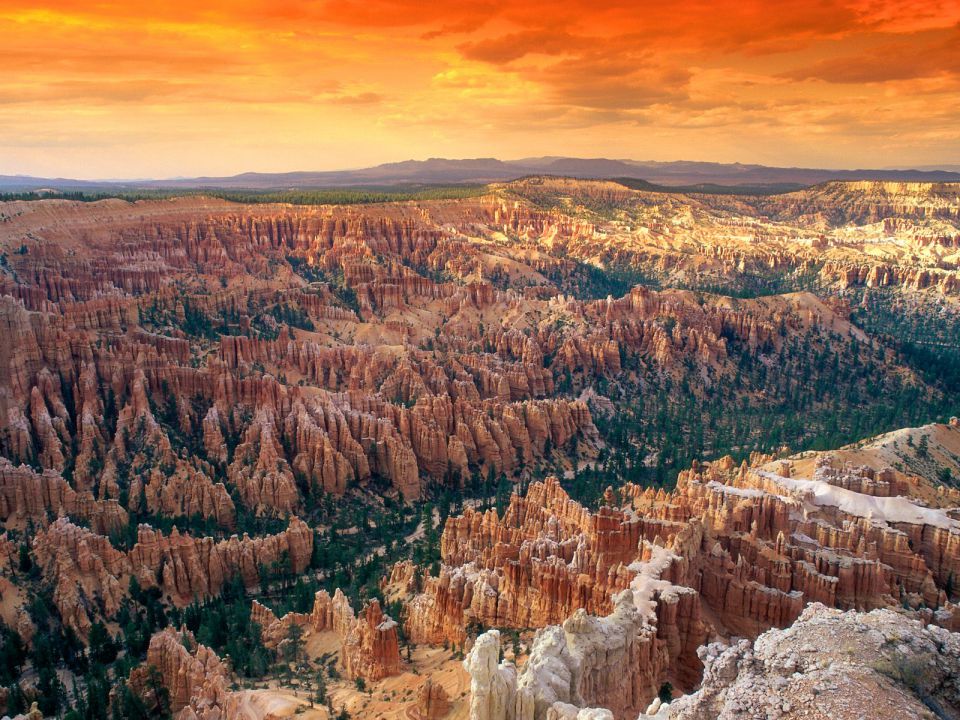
2, 0, 959, 178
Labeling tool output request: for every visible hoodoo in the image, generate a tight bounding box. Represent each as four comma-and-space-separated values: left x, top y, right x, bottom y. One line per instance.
1, 174, 959, 719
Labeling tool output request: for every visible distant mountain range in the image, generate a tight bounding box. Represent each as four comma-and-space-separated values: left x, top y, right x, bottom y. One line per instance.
3, 157, 960, 192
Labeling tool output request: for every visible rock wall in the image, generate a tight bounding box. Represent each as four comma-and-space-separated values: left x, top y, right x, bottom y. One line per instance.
0, 458, 127, 534
413, 442, 960, 718
342, 599, 402, 681
414, 678, 451, 720
252, 588, 402, 681
128, 627, 243, 720
32, 516, 312, 635
396, 477, 706, 718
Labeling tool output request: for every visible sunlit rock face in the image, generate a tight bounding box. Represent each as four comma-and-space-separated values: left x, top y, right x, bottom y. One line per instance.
1, 178, 960, 720
422, 423, 960, 718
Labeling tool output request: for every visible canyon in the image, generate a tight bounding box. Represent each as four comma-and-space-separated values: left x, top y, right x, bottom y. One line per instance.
0, 178, 958, 719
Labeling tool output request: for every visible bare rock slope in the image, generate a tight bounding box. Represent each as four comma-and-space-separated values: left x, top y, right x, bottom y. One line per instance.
668, 602, 960, 720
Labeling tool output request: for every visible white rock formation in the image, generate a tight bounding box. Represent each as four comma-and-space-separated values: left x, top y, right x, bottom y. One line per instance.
667, 602, 960, 720
546, 704, 615, 720
465, 591, 658, 720
464, 629, 521, 720
467, 600, 960, 720
517, 589, 658, 719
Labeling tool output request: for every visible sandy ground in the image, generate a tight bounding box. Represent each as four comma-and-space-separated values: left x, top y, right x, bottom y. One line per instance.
235, 642, 470, 720
230, 622, 471, 720
233, 688, 328, 719
325, 645, 470, 720
0, 575, 25, 628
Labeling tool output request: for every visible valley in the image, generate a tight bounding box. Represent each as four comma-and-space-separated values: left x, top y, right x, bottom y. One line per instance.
0, 177, 958, 719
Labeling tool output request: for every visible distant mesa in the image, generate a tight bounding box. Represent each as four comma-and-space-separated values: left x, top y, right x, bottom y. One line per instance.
3, 156, 960, 193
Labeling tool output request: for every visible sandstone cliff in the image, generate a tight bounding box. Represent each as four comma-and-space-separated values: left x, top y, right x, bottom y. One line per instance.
32, 516, 312, 635
252, 588, 402, 681
128, 627, 242, 720
410, 441, 960, 717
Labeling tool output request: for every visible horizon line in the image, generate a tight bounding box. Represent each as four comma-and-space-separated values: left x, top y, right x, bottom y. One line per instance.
3, 155, 960, 184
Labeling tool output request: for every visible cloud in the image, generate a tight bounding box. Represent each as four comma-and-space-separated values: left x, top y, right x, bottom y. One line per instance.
783, 26, 960, 83
458, 30, 582, 64
3, 0, 960, 176
0, 79, 199, 104
327, 91, 383, 105
537, 53, 692, 111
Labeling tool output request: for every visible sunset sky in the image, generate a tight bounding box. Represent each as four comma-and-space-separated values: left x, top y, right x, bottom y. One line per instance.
2, 0, 959, 178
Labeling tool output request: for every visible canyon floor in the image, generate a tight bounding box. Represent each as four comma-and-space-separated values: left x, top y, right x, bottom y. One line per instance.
0, 178, 958, 719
